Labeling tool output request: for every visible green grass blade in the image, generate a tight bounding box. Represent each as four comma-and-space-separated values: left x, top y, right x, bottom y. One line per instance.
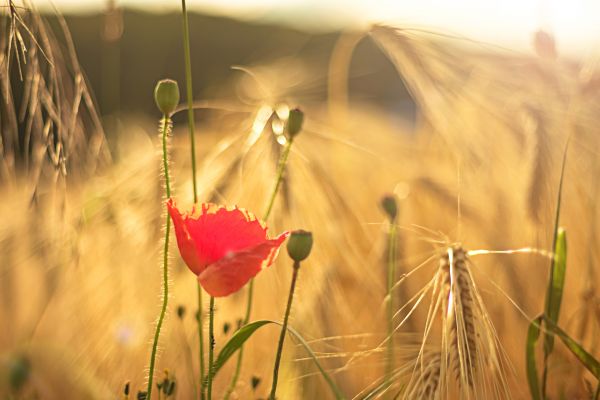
210, 319, 346, 400
284, 324, 346, 400
541, 130, 570, 398
544, 318, 600, 380
543, 228, 567, 354
526, 315, 543, 400
212, 320, 271, 377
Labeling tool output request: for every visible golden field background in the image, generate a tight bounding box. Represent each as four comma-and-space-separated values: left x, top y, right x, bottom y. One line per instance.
1, 4, 600, 399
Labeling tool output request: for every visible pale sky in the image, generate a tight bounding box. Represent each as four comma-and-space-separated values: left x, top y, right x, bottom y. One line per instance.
27, 0, 600, 56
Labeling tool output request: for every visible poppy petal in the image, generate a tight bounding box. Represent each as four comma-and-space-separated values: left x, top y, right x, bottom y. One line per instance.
198, 232, 289, 297
167, 199, 204, 274
168, 200, 270, 268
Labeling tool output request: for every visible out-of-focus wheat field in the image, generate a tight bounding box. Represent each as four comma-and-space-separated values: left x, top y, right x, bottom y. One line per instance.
1, 1, 600, 399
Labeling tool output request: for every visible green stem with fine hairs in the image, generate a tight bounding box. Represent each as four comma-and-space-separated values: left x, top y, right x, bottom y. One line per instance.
180, 2, 205, 398
197, 284, 205, 400
385, 222, 397, 394
146, 115, 173, 400
207, 296, 216, 400
269, 261, 301, 400
224, 137, 294, 399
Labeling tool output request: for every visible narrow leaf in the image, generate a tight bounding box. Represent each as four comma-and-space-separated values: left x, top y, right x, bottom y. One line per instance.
212, 320, 271, 377
210, 319, 346, 400
543, 228, 568, 354
285, 324, 347, 400
526, 315, 543, 400
544, 318, 600, 380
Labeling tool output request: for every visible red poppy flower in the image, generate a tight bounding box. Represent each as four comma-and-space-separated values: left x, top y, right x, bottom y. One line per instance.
167, 199, 289, 297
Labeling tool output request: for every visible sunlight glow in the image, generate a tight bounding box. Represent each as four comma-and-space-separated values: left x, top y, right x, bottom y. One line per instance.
26, 0, 600, 55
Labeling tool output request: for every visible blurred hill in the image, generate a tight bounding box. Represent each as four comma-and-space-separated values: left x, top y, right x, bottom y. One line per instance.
51, 9, 415, 121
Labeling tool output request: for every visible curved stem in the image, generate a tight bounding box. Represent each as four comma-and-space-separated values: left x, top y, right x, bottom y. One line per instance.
161, 117, 173, 198
269, 261, 300, 400
224, 137, 294, 399
146, 116, 173, 399
207, 296, 216, 400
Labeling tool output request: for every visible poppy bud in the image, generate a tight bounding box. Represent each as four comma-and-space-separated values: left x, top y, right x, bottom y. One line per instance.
251, 375, 261, 390
8, 355, 30, 391
380, 194, 398, 221
154, 79, 180, 116
176, 305, 186, 319
286, 108, 304, 138
287, 230, 313, 263
223, 322, 231, 334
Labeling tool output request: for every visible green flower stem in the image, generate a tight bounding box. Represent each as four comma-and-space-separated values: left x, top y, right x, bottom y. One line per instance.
180, 2, 205, 398
385, 222, 397, 393
207, 296, 216, 400
263, 137, 294, 220
224, 137, 294, 399
197, 284, 205, 400
181, 0, 198, 203
269, 261, 301, 400
146, 115, 173, 399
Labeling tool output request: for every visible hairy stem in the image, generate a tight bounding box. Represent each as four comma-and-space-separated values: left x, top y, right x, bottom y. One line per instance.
207, 296, 216, 400
269, 261, 301, 400
146, 116, 173, 399
197, 284, 205, 400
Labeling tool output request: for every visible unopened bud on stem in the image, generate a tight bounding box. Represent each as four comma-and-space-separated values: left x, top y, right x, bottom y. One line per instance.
286, 108, 304, 138
380, 194, 398, 222
287, 230, 313, 263
154, 79, 180, 116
